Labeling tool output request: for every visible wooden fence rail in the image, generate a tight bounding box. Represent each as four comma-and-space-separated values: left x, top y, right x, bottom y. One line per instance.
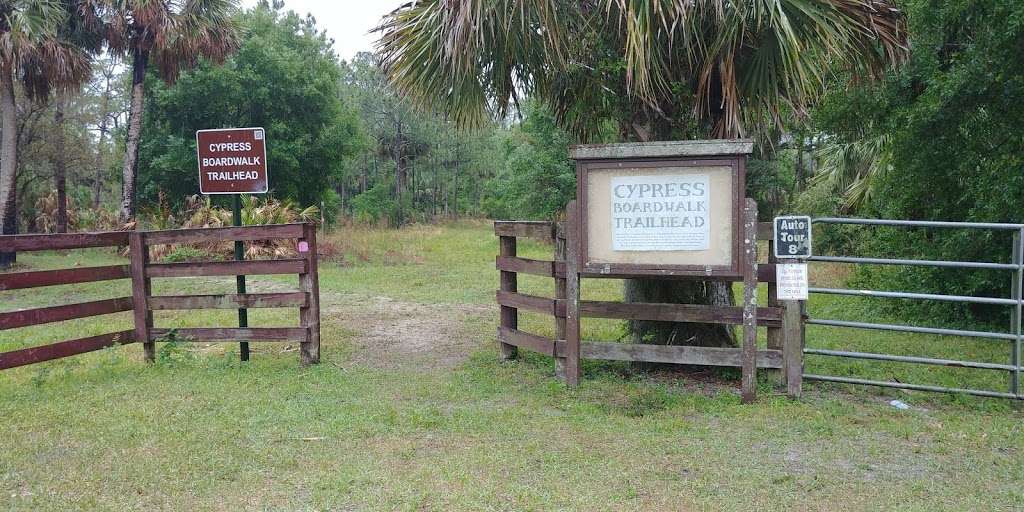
494, 218, 804, 398
0, 223, 321, 371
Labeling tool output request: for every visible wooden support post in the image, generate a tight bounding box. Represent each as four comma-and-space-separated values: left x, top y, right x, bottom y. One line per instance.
298, 223, 321, 366
564, 200, 582, 386
766, 229, 785, 388
782, 298, 805, 398
128, 231, 154, 362
498, 235, 518, 360
741, 199, 758, 403
554, 222, 568, 380
766, 239, 781, 351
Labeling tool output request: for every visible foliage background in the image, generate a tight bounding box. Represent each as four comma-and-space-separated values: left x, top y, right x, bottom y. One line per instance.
809, 0, 1024, 325
137, 5, 365, 215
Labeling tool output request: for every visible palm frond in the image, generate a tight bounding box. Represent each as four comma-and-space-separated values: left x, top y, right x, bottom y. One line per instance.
102, 0, 241, 83
0, 0, 94, 100
811, 133, 891, 211
377, 0, 909, 139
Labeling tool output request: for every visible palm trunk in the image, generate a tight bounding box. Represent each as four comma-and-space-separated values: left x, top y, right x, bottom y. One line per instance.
0, 64, 19, 268
451, 146, 459, 218
53, 97, 68, 232
1, 192, 16, 268
624, 279, 737, 347
120, 50, 148, 224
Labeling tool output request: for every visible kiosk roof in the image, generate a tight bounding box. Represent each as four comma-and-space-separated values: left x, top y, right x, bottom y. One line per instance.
569, 139, 753, 160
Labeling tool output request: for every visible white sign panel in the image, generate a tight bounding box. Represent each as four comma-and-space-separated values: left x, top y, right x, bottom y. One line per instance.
776, 263, 809, 301
610, 174, 710, 251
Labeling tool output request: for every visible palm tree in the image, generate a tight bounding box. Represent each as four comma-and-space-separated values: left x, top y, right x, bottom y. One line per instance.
378, 0, 908, 347
0, 0, 93, 267
104, 0, 239, 223
52, 0, 104, 233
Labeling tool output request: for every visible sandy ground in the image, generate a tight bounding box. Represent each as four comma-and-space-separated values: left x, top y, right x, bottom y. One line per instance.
322, 293, 492, 369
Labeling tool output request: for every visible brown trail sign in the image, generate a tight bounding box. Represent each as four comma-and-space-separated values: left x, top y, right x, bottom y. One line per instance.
197, 127, 269, 194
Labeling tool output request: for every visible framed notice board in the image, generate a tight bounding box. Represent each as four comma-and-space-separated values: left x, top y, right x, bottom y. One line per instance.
571, 140, 753, 278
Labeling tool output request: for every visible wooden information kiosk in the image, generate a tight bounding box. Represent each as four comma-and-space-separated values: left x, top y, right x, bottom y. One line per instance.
566, 140, 761, 402
495, 140, 802, 403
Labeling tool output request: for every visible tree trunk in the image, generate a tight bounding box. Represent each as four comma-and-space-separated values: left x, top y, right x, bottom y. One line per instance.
53, 97, 68, 233
392, 121, 404, 226
360, 153, 367, 193
0, 64, 18, 268
624, 279, 737, 347
120, 50, 148, 224
451, 145, 459, 218
0, 193, 15, 268
795, 135, 806, 192
94, 78, 112, 209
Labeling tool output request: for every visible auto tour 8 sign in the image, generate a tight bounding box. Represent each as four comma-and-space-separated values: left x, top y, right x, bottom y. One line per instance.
196, 127, 269, 194
773, 215, 812, 259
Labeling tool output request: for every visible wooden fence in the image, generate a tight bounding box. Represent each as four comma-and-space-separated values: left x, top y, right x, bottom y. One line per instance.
0, 223, 320, 370
495, 215, 804, 398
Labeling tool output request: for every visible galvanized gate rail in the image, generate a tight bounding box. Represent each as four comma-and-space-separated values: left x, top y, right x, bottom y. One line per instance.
803, 217, 1024, 400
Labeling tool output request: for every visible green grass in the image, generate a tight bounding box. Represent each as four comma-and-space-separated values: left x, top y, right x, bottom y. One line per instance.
1, 220, 1022, 510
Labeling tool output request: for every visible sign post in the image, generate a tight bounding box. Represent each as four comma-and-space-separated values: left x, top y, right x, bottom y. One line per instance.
197, 127, 269, 361
232, 194, 248, 361
772, 215, 811, 396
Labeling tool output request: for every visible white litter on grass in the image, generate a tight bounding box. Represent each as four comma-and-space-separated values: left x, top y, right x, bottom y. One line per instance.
889, 399, 911, 410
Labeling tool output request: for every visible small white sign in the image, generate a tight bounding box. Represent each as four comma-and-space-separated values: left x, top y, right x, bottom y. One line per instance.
776, 263, 809, 301
610, 174, 710, 251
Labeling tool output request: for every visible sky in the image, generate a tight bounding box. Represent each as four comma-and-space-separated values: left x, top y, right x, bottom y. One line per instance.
241, 0, 405, 60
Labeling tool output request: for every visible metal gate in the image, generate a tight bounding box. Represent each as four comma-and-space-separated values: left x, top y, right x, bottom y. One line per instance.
802, 218, 1023, 400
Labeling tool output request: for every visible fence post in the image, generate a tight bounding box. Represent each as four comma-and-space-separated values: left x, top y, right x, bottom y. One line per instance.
128, 231, 154, 362
564, 200, 581, 386
765, 228, 787, 389
554, 222, 568, 380
782, 298, 805, 398
767, 237, 782, 351
498, 234, 519, 360
1012, 229, 1022, 398
741, 199, 758, 403
298, 223, 321, 366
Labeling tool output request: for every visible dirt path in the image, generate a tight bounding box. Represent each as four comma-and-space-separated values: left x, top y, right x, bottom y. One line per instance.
187, 277, 493, 370
321, 293, 493, 369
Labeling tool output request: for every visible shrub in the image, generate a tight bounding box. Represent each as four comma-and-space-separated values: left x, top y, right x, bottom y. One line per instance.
32, 192, 123, 233
148, 195, 320, 261
350, 182, 400, 226
161, 246, 213, 263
